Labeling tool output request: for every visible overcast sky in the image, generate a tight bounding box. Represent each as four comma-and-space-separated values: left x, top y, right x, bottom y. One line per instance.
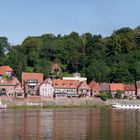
0, 0, 140, 44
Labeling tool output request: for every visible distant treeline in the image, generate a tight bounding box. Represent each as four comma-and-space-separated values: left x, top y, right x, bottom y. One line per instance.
1, 26, 140, 83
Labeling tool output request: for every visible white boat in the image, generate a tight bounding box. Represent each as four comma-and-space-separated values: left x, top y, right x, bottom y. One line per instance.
0, 100, 7, 109
112, 104, 140, 109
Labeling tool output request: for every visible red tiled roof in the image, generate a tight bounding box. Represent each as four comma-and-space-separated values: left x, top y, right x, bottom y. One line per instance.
89, 81, 101, 91
22, 72, 43, 84
78, 81, 90, 90
124, 85, 135, 91
0, 66, 13, 75
110, 83, 124, 91
0, 77, 21, 85
53, 79, 80, 89
11, 77, 21, 85
0, 78, 8, 84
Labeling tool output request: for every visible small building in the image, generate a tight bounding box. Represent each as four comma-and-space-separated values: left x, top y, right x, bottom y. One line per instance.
22, 72, 43, 97
14, 83, 24, 98
78, 81, 90, 97
0, 66, 13, 78
89, 81, 101, 97
39, 81, 54, 97
109, 83, 124, 98
53, 79, 80, 98
0, 78, 15, 97
0, 77, 24, 97
124, 84, 136, 99
100, 83, 110, 93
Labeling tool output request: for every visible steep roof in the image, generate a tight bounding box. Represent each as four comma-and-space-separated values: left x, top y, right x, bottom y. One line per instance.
22, 72, 43, 84
89, 81, 101, 91
0, 78, 15, 86
0, 66, 13, 75
100, 83, 110, 91
110, 83, 124, 91
78, 81, 90, 90
11, 77, 21, 85
53, 79, 80, 89
124, 84, 135, 91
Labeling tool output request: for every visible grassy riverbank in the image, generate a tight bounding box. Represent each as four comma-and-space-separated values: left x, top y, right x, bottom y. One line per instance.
8, 104, 111, 109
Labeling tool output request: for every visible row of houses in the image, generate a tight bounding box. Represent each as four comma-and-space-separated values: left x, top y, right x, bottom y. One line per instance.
0, 65, 140, 99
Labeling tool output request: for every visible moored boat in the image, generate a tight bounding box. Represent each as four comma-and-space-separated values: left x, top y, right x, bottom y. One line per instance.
0, 100, 7, 109
112, 104, 140, 109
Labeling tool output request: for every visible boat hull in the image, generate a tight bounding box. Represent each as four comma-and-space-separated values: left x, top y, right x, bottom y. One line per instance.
112, 104, 140, 109
0, 104, 7, 109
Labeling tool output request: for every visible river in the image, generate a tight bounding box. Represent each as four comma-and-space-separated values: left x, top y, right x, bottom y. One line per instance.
0, 108, 140, 140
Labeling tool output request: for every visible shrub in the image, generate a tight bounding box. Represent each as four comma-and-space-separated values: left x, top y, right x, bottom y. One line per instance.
100, 92, 109, 101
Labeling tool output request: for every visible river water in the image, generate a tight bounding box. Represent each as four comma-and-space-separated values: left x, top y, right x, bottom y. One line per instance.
0, 108, 140, 140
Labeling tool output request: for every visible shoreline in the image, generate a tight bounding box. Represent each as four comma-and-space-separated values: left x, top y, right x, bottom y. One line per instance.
8, 104, 112, 109
1, 97, 140, 109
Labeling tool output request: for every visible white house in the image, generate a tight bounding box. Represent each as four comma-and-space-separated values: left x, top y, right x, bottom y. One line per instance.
39, 81, 54, 97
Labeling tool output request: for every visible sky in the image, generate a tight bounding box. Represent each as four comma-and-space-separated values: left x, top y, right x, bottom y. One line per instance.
0, 0, 140, 45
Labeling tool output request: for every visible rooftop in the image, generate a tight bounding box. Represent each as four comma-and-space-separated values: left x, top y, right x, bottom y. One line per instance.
0, 66, 13, 75
22, 72, 43, 84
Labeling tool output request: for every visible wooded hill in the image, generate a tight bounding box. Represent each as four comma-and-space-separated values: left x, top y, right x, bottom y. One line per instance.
1, 26, 140, 83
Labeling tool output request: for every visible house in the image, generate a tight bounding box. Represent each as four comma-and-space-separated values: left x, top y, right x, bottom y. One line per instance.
78, 81, 90, 97
53, 79, 80, 97
89, 81, 101, 97
14, 83, 24, 98
0, 77, 24, 97
39, 81, 54, 97
109, 83, 124, 98
0, 66, 13, 78
136, 81, 140, 99
22, 72, 43, 97
124, 84, 136, 99
100, 83, 110, 93
0, 78, 14, 96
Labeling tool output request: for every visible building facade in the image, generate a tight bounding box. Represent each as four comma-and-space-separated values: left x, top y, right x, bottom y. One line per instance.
39, 81, 54, 97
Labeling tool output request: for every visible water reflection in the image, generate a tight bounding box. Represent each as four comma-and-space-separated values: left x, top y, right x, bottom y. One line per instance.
0, 108, 140, 140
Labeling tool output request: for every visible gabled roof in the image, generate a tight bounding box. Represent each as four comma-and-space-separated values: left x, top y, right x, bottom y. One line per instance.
110, 83, 124, 91
0, 77, 21, 86
53, 79, 80, 89
124, 84, 135, 91
89, 81, 101, 91
0, 66, 13, 75
39, 81, 53, 87
100, 83, 110, 91
0, 78, 15, 86
78, 81, 90, 90
22, 72, 43, 84
11, 77, 21, 85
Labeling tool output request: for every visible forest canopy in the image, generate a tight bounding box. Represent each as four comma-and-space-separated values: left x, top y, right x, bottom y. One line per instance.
1, 26, 140, 83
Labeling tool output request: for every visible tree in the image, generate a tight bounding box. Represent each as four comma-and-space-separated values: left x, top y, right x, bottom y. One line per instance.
100, 92, 109, 101
0, 37, 10, 56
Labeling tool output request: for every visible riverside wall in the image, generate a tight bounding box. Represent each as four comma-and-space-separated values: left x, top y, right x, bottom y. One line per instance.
0, 97, 107, 107
1, 97, 140, 107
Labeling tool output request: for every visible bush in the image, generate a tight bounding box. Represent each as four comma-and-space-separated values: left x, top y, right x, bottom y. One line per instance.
100, 92, 109, 101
